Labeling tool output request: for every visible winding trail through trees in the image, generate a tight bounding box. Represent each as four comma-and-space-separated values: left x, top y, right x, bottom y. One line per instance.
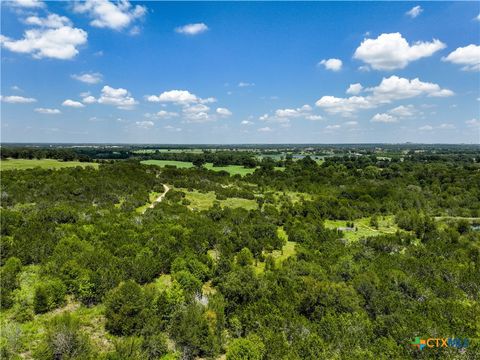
144, 184, 170, 213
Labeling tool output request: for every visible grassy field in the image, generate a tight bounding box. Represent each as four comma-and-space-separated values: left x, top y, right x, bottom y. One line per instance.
271, 190, 313, 204
141, 159, 257, 176
324, 215, 399, 242
178, 188, 258, 211
141, 159, 195, 169
204, 163, 256, 176
0, 159, 99, 171
254, 227, 297, 274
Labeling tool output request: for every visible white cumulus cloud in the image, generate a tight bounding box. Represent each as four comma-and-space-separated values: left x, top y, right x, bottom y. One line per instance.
406, 5, 423, 18
1, 95, 37, 103
466, 118, 480, 128
388, 105, 417, 118
442, 44, 480, 71
152, 110, 179, 119
82, 95, 96, 104
318, 58, 342, 71
7, 0, 44, 8
419, 125, 433, 131
275, 105, 312, 118
24, 14, 71, 28
346, 83, 363, 95
73, 0, 146, 31
257, 126, 272, 132
71, 72, 103, 84
35, 107, 61, 114
325, 124, 341, 130
98, 85, 137, 109
316, 76, 453, 116
216, 107, 232, 117
146, 90, 199, 104
306, 115, 323, 121
354, 33, 446, 70
1, 14, 87, 60
371, 113, 397, 123
368, 75, 454, 101
62, 99, 85, 108
136, 120, 154, 129
175, 23, 208, 35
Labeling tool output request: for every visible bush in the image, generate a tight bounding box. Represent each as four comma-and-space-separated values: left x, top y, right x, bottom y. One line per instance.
34, 313, 93, 360
226, 335, 265, 360
170, 303, 217, 359
33, 279, 67, 314
236, 248, 253, 267
0, 257, 22, 309
142, 333, 169, 359
105, 280, 146, 336
173, 271, 202, 296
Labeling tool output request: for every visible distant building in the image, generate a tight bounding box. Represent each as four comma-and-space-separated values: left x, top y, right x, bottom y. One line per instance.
337, 227, 355, 232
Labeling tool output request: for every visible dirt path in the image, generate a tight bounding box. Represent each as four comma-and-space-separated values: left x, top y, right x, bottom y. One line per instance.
145, 184, 170, 212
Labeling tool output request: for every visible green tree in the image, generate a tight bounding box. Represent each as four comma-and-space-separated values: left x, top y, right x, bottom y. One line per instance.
0, 257, 22, 309
105, 280, 146, 336
170, 303, 216, 359
236, 248, 254, 267
226, 335, 265, 360
33, 279, 67, 314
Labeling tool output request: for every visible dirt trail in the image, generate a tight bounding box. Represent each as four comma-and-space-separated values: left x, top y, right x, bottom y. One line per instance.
145, 184, 170, 212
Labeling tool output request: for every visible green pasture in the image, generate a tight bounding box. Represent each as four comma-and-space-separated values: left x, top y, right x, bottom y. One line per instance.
0, 159, 99, 171
324, 215, 399, 242
141, 159, 194, 169
177, 188, 258, 211
141, 159, 257, 176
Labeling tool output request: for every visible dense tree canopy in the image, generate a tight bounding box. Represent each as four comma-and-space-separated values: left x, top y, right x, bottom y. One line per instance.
0, 147, 479, 359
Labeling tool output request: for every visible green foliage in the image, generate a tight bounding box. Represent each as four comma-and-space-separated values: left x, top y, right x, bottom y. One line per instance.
1, 149, 479, 358
0, 257, 22, 309
104, 280, 146, 336
226, 335, 265, 360
34, 313, 93, 360
236, 248, 254, 267
172, 271, 202, 296
170, 303, 218, 359
33, 278, 67, 313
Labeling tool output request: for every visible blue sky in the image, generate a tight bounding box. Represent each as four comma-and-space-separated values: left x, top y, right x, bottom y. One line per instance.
1, 1, 479, 144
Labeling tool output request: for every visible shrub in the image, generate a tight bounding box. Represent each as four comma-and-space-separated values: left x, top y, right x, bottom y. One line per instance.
226, 335, 265, 360
33, 279, 67, 314
34, 313, 92, 360
105, 280, 146, 336
236, 248, 253, 267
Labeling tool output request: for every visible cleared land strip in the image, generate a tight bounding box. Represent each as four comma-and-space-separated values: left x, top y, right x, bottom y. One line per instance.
141, 184, 170, 214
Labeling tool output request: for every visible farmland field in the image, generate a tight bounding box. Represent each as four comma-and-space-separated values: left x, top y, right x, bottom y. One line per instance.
0, 159, 99, 171
141, 159, 257, 176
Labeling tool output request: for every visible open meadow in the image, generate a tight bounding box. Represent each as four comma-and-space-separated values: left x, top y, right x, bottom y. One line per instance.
0, 159, 99, 171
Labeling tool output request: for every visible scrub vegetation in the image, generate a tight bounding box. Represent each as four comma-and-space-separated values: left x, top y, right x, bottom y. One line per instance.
1, 144, 479, 359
